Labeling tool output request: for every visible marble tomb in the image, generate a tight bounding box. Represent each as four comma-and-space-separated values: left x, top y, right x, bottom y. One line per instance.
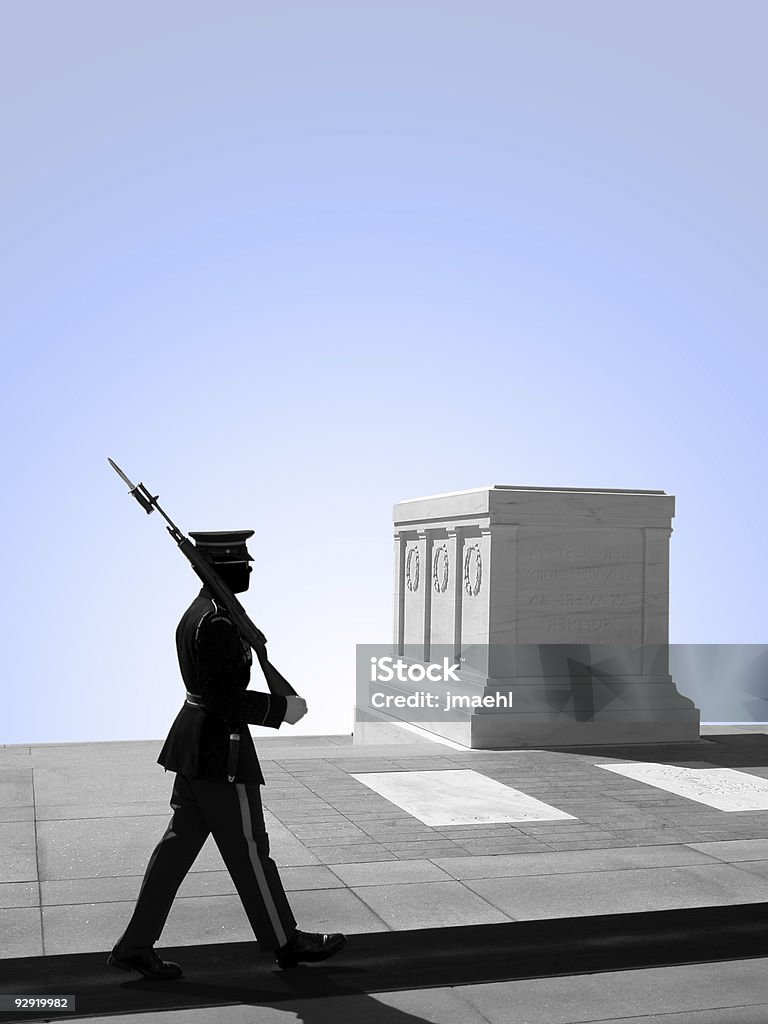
354, 485, 700, 748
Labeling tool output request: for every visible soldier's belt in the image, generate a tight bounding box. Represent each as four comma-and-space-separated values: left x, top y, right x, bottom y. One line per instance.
185, 691, 205, 707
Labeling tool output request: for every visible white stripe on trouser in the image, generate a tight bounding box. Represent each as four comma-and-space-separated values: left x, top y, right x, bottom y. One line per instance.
235, 783, 289, 948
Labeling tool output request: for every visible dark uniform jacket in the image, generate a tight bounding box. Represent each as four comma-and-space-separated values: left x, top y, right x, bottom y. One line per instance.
158, 588, 287, 783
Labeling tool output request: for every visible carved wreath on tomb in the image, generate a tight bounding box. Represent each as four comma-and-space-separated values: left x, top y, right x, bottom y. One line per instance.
405, 547, 420, 592
463, 544, 482, 597
432, 545, 449, 593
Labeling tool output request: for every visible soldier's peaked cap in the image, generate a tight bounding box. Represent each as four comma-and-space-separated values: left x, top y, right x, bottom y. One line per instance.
189, 530, 254, 561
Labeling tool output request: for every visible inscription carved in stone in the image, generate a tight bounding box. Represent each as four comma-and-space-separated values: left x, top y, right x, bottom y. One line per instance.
516, 527, 643, 643
598, 763, 768, 811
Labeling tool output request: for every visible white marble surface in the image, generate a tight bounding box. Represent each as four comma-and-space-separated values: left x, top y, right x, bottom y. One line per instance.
350, 769, 576, 826
393, 485, 674, 528
597, 762, 768, 811
377, 483, 701, 748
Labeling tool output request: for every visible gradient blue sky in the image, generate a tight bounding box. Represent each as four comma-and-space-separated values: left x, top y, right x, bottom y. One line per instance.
2, 1, 766, 743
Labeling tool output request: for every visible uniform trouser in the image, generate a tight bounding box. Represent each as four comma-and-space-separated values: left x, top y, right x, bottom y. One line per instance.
116, 773, 297, 952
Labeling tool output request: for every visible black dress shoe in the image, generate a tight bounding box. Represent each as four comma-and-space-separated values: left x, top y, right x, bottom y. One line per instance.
108, 946, 183, 980
275, 930, 347, 968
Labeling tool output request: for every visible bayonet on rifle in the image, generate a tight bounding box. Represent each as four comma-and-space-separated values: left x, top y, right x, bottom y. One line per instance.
107, 458, 297, 697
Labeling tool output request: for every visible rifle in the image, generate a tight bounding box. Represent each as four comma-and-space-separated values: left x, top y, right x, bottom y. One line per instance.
108, 458, 297, 698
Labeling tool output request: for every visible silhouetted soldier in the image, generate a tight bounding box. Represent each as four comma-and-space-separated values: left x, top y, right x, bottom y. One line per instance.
108, 530, 346, 978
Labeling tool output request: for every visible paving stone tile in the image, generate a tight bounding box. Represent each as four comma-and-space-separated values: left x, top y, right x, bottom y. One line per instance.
368, 987, 491, 1024
87, 994, 428, 1024
597, 822, 679, 833
656, 813, 744, 824
33, 765, 168, 807
0, 807, 34, 822
35, 802, 171, 820
357, 819, 430, 829
379, 841, 467, 857
359, 826, 438, 839
464, 862, 768, 919
351, 880, 510, 929
455, 958, 768, 1024
319, 846, 398, 864
0, 768, 33, 807
292, 823, 373, 837
42, 874, 160, 906
287, 771, 356, 781
360, 821, 436, 833
304, 833, 387, 848
288, 886, 391, 933
37, 816, 217, 879
606, 827, 699, 837
0, 821, 37, 882
264, 805, 335, 817
36, 815, 319, 879
305, 787, 373, 797
433, 828, 528, 840
688, 838, 768, 861
330, 809, 416, 820
358, 831, 441, 844
725, 860, 768, 885
433, 843, 719, 879
432, 822, 524, 833
389, 758, 461, 770
323, 804, 398, 815
554, 799, 625, 809
267, 812, 343, 825
0, 907, 42, 957
546, 838, 651, 850
512, 817, 589, 835
28, 741, 164, 767
593, 1008, 768, 1024
257, 811, 322, 866
456, 839, 552, 855
264, 791, 330, 801
278, 865, 347, 891
268, 813, 350, 826
0, 881, 39, 908
328, 858, 454, 886
0, 746, 31, 762
698, 830, 768, 839
40, 863, 343, 907
43, 895, 255, 953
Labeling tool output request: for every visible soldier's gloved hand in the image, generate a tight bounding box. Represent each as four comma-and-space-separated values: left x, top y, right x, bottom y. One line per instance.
283, 696, 308, 725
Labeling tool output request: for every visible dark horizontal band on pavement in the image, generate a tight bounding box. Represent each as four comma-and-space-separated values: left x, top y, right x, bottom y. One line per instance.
3, 902, 768, 1022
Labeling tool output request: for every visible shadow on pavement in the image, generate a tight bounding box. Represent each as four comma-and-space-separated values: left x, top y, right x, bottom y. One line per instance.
4, 904, 768, 1021
538, 732, 768, 768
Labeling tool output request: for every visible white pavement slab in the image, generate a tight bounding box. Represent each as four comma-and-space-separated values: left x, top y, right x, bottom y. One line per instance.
597, 762, 768, 811
457, 957, 768, 1024
350, 769, 576, 826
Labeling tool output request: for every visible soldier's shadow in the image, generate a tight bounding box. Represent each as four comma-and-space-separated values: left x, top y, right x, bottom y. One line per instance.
125, 967, 439, 1023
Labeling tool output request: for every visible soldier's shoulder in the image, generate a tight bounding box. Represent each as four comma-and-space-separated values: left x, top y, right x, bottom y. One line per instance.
193, 599, 236, 641
177, 594, 233, 634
